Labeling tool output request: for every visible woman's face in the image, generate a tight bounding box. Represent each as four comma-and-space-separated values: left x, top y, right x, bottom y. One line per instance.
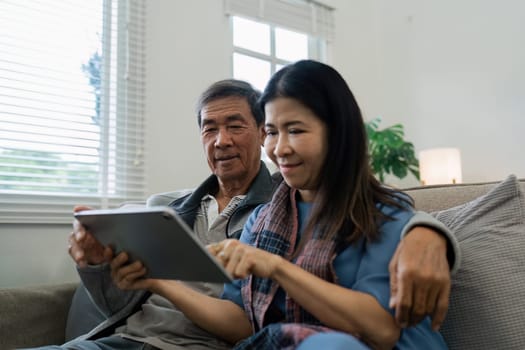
264, 97, 328, 202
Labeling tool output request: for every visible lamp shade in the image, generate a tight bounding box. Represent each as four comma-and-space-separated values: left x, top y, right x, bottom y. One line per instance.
419, 148, 462, 185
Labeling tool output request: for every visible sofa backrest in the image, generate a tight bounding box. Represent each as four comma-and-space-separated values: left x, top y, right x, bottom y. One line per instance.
404, 179, 525, 212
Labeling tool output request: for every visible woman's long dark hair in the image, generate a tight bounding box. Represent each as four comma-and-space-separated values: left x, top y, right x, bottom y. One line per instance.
260, 60, 413, 245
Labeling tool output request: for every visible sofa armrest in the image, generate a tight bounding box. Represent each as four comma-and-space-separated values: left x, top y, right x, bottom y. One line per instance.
0, 282, 77, 349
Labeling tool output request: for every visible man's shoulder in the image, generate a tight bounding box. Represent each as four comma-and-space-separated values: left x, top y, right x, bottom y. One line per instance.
146, 189, 194, 207
271, 171, 283, 185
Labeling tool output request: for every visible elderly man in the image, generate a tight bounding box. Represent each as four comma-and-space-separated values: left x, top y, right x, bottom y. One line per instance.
31, 79, 456, 349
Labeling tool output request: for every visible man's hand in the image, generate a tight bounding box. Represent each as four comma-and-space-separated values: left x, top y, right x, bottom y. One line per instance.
68, 205, 113, 268
388, 226, 450, 331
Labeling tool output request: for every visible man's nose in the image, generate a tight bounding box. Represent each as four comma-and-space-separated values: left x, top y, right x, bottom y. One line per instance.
214, 128, 233, 147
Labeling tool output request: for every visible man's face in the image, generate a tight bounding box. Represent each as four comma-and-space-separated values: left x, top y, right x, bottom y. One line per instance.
200, 96, 264, 185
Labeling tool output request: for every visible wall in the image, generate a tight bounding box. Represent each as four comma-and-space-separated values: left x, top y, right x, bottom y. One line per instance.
0, 224, 78, 287
363, 0, 524, 185
1, 0, 524, 287
144, 0, 232, 196
332, 0, 524, 187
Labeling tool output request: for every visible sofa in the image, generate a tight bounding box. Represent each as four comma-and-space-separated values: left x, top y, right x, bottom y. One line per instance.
1, 175, 524, 349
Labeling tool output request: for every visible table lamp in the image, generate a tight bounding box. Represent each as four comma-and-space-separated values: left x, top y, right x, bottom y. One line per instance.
419, 147, 462, 185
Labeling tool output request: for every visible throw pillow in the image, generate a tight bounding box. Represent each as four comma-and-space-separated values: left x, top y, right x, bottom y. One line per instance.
432, 174, 525, 349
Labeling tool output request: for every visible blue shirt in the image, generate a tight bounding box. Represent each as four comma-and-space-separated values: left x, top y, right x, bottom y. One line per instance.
222, 201, 447, 349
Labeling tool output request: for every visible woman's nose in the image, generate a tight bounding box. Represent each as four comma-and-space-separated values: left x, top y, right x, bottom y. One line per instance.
273, 135, 292, 157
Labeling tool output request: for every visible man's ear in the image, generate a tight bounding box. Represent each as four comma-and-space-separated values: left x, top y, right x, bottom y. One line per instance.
259, 125, 266, 145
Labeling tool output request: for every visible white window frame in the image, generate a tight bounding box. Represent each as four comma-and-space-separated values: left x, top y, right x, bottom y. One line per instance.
232, 16, 327, 77
225, 0, 334, 85
224, 0, 335, 41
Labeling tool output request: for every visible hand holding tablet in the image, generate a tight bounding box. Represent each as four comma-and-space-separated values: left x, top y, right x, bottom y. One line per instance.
74, 206, 233, 283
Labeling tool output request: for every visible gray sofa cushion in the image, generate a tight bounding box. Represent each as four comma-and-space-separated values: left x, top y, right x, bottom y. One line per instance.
0, 283, 76, 349
431, 175, 525, 349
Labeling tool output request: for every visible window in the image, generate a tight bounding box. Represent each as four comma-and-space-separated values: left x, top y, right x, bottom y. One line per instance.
0, 0, 146, 224
225, 0, 334, 91
232, 16, 312, 91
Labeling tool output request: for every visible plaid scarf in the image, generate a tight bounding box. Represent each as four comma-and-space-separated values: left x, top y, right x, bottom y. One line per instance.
236, 181, 339, 349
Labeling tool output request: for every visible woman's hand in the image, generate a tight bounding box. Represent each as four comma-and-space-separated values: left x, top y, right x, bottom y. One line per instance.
109, 244, 253, 343
208, 239, 283, 279
209, 240, 399, 348
110, 251, 158, 291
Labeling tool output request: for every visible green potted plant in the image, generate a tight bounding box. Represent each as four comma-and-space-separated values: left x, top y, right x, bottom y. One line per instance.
365, 118, 420, 183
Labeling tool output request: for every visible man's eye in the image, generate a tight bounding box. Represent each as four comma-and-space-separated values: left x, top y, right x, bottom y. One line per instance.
228, 125, 245, 134
203, 127, 217, 133
230, 124, 243, 128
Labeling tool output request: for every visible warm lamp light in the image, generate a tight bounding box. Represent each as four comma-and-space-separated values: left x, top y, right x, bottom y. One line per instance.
419, 148, 462, 185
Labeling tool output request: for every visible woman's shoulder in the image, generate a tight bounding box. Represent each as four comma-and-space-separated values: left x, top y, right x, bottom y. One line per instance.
377, 188, 414, 216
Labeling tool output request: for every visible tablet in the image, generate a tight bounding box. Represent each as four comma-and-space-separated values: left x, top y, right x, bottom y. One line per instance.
74, 206, 232, 283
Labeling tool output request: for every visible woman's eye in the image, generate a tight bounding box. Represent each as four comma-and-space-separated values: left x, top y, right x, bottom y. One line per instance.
289, 129, 303, 134
265, 130, 277, 136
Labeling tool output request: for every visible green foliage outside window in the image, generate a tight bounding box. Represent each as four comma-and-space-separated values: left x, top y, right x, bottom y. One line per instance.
0, 149, 97, 193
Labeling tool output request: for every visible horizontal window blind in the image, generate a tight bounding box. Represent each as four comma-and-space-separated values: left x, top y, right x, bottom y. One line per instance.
224, 0, 335, 41
0, 0, 147, 224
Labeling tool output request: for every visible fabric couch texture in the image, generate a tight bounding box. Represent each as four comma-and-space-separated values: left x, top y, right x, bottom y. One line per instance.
0, 282, 77, 349
434, 175, 524, 349
1, 176, 524, 349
